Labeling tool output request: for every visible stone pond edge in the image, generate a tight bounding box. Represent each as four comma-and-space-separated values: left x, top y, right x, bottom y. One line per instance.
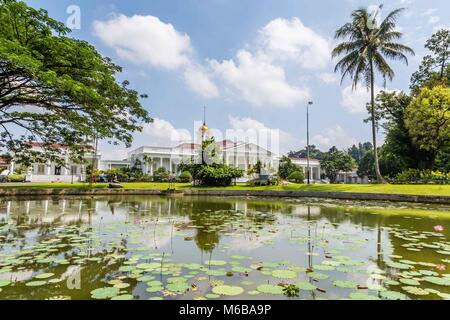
0, 188, 449, 204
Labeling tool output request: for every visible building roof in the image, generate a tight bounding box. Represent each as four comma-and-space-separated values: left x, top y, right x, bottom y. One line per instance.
289, 157, 320, 164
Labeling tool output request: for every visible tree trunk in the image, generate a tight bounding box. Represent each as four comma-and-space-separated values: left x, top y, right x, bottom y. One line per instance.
370, 61, 386, 184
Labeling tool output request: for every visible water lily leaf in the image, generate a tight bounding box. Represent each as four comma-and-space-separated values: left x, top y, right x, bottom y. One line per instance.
402, 286, 429, 296
205, 260, 227, 266
399, 278, 421, 286
332, 280, 358, 289
380, 291, 408, 300
295, 282, 317, 291
212, 285, 244, 296
386, 261, 413, 270
146, 286, 164, 293
349, 292, 380, 300
256, 284, 284, 295
422, 276, 450, 286
34, 273, 54, 279
166, 282, 190, 293
205, 293, 220, 299
90, 287, 120, 299
111, 294, 134, 300
0, 280, 10, 287
307, 272, 329, 280
25, 280, 47, 287
271, 270, 297, 279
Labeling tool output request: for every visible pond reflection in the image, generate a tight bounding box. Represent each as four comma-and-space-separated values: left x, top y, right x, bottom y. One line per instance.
0, 196, 449, 300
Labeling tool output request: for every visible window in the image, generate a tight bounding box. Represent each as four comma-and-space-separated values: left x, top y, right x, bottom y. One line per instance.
37, 164, 45, 175
55, 166, 61, 175
71, 166, 78, 175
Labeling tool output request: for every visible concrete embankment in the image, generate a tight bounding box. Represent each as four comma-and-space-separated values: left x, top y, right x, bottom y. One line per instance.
0, 188, 449, 204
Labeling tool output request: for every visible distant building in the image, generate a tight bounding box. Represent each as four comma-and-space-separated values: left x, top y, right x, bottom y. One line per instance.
336, 170, 369, 184
289, 158, 322, 182
4, 143, 99, 183
127, 140, 278, 177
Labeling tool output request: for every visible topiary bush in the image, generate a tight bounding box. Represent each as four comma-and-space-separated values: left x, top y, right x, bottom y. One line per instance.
6, 174, 26, 182
153, 167, 170, 182
288, 171, 305, 184
177, 171, 193, 183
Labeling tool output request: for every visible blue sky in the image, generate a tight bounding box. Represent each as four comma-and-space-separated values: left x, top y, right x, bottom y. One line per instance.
26, 0, 450, 159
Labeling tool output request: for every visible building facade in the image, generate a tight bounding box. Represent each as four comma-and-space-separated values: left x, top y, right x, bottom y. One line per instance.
289, 158, 322, 182
127, 140, 278, 177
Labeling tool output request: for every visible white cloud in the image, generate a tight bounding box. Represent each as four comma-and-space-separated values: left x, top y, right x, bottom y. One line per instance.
428, 16, 441, 25
258, 18, 331, 69
93, 14, 192, 70
183, 65, 219, 98
142, 118, 192, 146
341, 85, 399, 114
210, 50, 310, 108
307, 125, 357, 150
318, 73, 338, 84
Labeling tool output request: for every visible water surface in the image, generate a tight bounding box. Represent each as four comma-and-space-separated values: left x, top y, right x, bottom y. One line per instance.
0, 196, 449, 300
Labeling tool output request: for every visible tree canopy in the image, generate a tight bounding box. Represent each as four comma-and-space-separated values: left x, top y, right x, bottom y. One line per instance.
320, 147, 355, 184
0, 0, 152, 166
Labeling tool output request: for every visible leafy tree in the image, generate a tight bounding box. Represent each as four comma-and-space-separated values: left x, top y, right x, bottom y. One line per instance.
332, 7, 414, 183
287, 171, 305, 184
177, 171, 193, 183
278, 156, 299, 180
404, 86, 450, 169
320, 146, 355, 183
254, 160, 263, 174
288, 145, 326, 160
153, 167, 170, 182
347, 142, 372, 163
411, 29, 450, 93
0, 0, 151, 166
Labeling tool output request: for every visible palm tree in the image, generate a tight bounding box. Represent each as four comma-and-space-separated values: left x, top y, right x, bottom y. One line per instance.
332, 7, 414, 183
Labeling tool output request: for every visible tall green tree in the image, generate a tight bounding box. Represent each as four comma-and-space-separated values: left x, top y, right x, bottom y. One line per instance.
320, 146, 355, 184
332, 6, 414, 183
404, 86, 450, 169
411, 29, 450, 93
0, 0, 151, 166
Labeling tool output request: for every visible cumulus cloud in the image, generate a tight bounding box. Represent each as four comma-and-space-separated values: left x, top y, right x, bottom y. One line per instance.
306, 125, 357, 150
183, 65, 219, 98
258, 18, 332, 69
142, 118, 192, 146
93, 14, 218, 98
318, 72, 338, 84
93, 14, 192, 70
210, 51, 310, 108
340, 85, 398, 114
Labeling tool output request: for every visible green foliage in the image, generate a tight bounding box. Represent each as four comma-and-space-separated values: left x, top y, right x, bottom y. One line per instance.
6, 174, 25, 182
288, 145, 326, 160
282, 284, 300, 298
394, 169, 450, 184
278, 156, 299, 180
321, 147, 355, 183
194, 164, 243, 186
153, 167, 170, 182
177, 171, 192, 183
288, 171, 305, 184
0, 0, 151, 166
411, 29, 449, 93
404, 86, 450, 168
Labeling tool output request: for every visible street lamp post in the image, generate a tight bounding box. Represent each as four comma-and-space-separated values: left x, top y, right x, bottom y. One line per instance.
306, 101, 313, 185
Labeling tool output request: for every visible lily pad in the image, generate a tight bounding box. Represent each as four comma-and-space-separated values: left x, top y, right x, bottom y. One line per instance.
212, 285, 244, 296
256, 284, 284, 295
271, 270, 297, 279
380, 290, 408, 300
295, 282, 317, 291
34, 273, 54, 279
349, 292, 380, 300
332, 280, 358, 289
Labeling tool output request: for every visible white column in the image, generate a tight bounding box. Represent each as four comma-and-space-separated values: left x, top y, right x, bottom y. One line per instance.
169, 158, 172, 173
9, 161, 15, 174
64, 156, 69, 175
46, 161, 51, 175
159, 157, 163, 169
150, 158, 153, 175
318, 167, 321, 180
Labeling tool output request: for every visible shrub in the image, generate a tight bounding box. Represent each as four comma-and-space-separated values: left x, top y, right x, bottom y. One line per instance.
288, 171, 305, 184
7, 174, 25, 182
195, 164, 244, 186
177, 171, 193, 183
394, 169, 450, 184
153, 167, 170, 182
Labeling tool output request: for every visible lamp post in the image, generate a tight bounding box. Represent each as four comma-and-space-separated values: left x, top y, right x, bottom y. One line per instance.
306, 101, 313, 185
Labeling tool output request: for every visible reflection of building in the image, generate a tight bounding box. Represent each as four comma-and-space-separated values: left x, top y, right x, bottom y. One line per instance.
289, 158, 322, 182
5, 143, 99, 183
336, 170, 369, 184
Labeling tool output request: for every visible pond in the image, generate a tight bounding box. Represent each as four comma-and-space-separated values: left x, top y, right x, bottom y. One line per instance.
0, 195, 449, 300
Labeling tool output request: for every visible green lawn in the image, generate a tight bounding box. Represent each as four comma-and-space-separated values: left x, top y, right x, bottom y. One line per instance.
0, 182, 449, 196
